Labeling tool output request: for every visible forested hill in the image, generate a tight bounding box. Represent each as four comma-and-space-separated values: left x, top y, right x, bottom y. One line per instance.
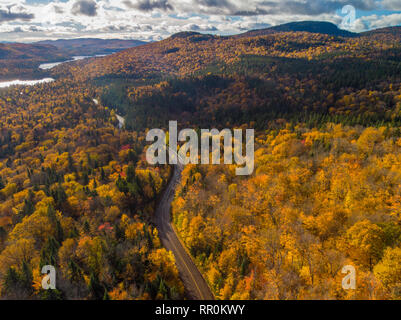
361, 26, 401, 39
50, 22, 401, 131
53, 22, 401, 82
35, 38, 146, 56
0, 43, 69, 80
0, 43, 66, 61
237, 21, 358, 38
0, 39, 146, 80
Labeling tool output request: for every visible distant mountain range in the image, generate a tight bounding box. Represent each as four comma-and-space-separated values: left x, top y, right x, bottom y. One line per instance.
35, 38, 146, 56
0, 38, 147, 79
2, 21, 399, 62
165, 21, 361, 43
0, 21, 400, 81
169, 21, 400, 42
0, 38, 147, 64
0, 43, 68, 61
238, 21, 359, 38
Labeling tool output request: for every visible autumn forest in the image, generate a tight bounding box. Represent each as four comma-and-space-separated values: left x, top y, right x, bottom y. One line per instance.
1, 21, 401, 300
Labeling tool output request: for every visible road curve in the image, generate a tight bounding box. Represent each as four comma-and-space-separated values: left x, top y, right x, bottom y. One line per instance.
154, 164, 214, 300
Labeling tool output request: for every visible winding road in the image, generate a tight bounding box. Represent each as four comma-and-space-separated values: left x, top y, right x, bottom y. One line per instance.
154, 164, 215, 300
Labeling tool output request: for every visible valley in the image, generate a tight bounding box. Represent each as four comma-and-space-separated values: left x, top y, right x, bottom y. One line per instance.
0, 20, 401, 300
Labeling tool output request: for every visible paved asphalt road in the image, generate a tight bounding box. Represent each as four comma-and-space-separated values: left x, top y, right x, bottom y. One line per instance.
154, 164, 215, 300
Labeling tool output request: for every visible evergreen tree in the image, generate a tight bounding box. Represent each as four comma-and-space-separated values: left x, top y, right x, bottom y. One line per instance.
20, 190, 35, 217
20, 198, 35, 217
68, 260, 83, 284
158, 278, 169, 299
83, 220, 90, 234
20, 261, 33, 293
100, 167, 106, 182
103, 288, 110, 300
55, 220, 64, 244
67, 152, 75, 172
47, 204, 57, 224
126, 165, 136, 183
40, 289, 63, 300
3, 267, 20, 293
0, 227, 6, 242
82, 172, 89, 186
116, 176, 128, 194
40, 237, 60, 268
88, 273, 103, 300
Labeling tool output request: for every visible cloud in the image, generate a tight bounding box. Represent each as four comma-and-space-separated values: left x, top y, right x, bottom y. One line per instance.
251, 0, 377, 16
71, 0, 98, 17
124, 0, 173, 12
0, 0, 399, 42
53, 5, 65, 14
160, 0, 379, 17
0, 8, 34, 22
382, 0, 401, 11
183, 23, 218, 31
29, 26, 40, 32
360, 13, 401, 31
198, 0, 234, 9
232, 9, 269, 16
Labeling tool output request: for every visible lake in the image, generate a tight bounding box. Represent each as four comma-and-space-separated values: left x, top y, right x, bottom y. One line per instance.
0, 78, 54, 88
39, 54, 108, 70
0, 54, 111, 89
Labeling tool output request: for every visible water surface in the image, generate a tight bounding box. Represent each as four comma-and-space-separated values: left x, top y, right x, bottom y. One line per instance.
39, 54, 109, 70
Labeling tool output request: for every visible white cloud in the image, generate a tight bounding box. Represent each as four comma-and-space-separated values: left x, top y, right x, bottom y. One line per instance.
359, 13, 401, 31
0, 0, 399, 42
382, 0, 401, 11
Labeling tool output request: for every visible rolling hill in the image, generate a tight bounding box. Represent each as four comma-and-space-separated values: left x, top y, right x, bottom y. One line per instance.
0, 43, 67, 61
0, 43, 69, 80
237, 21, 358, 38
52, 21, 400, 84
0, 39, 146, 80
35, 38, 146, 56
360, 26, 401, 42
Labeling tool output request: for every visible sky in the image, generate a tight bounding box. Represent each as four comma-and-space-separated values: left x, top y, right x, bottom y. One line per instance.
0, 0, 400, 42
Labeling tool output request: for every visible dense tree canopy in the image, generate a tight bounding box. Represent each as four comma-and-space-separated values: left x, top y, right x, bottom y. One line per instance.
1, 26, 401, 300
